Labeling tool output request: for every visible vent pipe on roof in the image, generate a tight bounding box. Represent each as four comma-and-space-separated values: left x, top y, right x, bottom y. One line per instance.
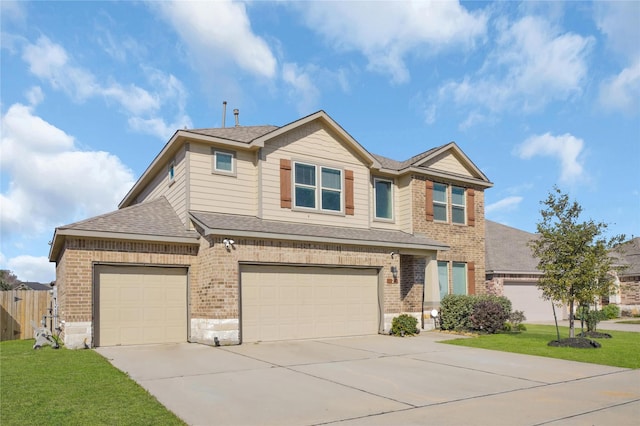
222, 101, 227, 128
234, 109, 240, 127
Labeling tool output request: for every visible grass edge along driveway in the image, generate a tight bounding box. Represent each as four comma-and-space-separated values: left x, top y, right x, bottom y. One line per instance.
0, 339, 185, 426
440, 324, 640, 369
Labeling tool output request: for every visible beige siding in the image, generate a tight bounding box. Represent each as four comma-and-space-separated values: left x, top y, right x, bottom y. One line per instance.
189, 142, 258, 215
136, 146, 188, 224
397, 174, 413, 233
261, 121, 371, 228
422, 152, 472, 177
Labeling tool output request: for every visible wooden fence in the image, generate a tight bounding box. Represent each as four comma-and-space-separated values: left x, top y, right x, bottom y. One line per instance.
1, 290, 52, 341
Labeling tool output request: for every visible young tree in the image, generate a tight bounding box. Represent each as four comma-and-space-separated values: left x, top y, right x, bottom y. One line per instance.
529, 187, 625, 338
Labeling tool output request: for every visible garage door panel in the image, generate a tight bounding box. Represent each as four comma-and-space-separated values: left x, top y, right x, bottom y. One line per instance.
241, 265, 379, 343
503, 282, 563, 322
97, 266, 187, 347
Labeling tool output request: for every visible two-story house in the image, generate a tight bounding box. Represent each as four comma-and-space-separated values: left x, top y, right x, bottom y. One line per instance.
48, 111, 492, 349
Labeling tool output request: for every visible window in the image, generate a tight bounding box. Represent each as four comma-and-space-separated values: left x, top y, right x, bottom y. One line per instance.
294, 162, 343, 212
452, 186, 466, 224
374, 178, 393, 219
433, 183, 447, 221
452, 262, 467, 295
168, 162, 175, 182
212, 150, 235, 175
437, 261, 449, 300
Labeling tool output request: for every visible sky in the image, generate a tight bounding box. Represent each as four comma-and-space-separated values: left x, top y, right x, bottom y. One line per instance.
1, 1, 639, 283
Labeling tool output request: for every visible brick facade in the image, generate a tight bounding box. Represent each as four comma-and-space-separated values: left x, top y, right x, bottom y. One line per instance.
411, 175, 487, 294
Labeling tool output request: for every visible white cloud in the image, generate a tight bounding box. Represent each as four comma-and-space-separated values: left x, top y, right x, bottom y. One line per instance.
5, 255, 54, 283
25, 86, 44, 106
21, 36, 190, 139
485, 196, 523, 215
0, 103, 135, 238
431, 15, 593, 124
282, 63, 320, 115
297, 1, 487, 84
595, 2, 640, 115
515, 133, 585, 184
599, 60, 640, 113
152, 0, 276, 79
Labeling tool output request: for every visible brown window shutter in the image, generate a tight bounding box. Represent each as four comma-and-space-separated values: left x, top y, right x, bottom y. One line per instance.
467, 261, 476, 295
280, 159, 292, 208
345, 169, 354, 215
467, 188, 475, 227
425, 180, 434, 221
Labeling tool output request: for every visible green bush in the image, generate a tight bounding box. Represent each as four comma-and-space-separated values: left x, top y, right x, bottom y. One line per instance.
509, 310, 526, 329
470, 300, 510, 334
440, 294, 512, 332
391, 314, 418, 336
601, 304, 620, 319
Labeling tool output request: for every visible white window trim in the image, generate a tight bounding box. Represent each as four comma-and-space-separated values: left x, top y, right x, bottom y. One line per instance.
433, 182, 448, 222
292, 161, 344, 214
212, 149, 236, 176
451, 186, 466, 225
373, 177, 394, 221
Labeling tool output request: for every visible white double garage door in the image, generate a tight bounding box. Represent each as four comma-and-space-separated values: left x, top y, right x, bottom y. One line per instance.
503, 281, 566, 322
96, 264, 381, 347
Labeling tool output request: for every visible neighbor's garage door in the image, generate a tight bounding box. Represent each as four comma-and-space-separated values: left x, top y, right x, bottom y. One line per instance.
503, 281, 562, 322
241, 265, 380, 343
96, 266, 187, 347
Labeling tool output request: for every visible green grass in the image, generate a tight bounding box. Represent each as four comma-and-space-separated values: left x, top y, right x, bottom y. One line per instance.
440, 324, 640, 369
617, 319, 640, 325
0, 340, 185, 426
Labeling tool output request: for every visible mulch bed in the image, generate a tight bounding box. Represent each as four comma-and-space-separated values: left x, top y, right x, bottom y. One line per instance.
577, 331, 612, 339
548, 337, 601, 348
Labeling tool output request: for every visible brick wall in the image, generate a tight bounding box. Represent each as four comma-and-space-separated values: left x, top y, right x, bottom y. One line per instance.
620, 277, 640, 306
411, 175, 487, 294
190, 235, 403, 320
400, 255, 426, 312
56, 238, 197, 324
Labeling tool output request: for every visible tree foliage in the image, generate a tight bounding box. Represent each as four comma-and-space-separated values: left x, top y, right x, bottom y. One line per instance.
0, 269, 21, 291
528, 187, 625, 337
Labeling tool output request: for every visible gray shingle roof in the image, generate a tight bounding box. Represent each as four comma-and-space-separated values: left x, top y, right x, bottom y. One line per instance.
58, 197, 199, 240
485, 220, 540, 273
183, 125, 278, 143
612, 237, 640, 276
372, 146, 442, 171
189, 211, 448, 251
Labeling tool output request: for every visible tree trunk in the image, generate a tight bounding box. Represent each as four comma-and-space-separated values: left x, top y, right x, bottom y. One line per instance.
552, 302, 560, 341
569, 299, 575, 338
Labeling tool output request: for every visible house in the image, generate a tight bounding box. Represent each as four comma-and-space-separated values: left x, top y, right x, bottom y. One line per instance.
610, 237, 640, 313
48, 110, 493, 349
484, 220, 567, 322
11, 282, 52, 291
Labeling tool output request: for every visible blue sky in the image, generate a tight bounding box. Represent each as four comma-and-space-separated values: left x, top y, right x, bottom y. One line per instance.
1, 1, 639, 283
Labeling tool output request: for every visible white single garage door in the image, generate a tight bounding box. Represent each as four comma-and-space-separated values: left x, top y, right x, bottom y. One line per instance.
240, 265, 380, 343
503, 281, 565, 322
96, 265, 188, 346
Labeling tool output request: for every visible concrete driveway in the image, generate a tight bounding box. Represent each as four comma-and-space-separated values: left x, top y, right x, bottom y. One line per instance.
97, 332, 639, 426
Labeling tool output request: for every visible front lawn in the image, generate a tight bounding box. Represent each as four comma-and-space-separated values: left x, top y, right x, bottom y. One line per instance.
0, 340, 185, 425
439, 324, 640, 369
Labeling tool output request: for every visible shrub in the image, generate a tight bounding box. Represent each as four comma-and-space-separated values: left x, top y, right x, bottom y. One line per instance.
509, 310, 526, 329
601, 304, 620, 319
440, 294, 512, 332
470, 300, 510, 334
391, 314, 418, 336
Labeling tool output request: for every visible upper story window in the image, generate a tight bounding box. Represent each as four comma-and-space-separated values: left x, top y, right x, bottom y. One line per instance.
168, 161, 175, 181
374, 178, 393, 220
433, 183, 447, 221
451, 186, 466, 224
212, 149, 236, 175
294, 162, 342, 212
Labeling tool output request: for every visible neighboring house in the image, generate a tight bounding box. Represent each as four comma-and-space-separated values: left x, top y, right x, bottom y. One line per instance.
611, 237, 640, 312
485, 220, 567, 322
11, 282, 52, 291
49, 110, 492, 349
